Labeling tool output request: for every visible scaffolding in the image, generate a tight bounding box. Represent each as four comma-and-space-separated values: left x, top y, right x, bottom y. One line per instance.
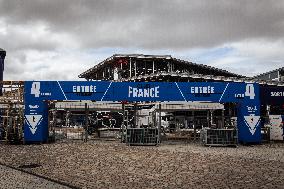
0, 81, 24, 143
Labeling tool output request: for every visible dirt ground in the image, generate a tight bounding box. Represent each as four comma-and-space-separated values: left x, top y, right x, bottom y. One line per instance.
0, 164, 70, 189
0, 140, 284, 189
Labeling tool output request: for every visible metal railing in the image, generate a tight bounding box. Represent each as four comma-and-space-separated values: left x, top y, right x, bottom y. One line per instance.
200, 128, 238, 147
126, 128, 159, 145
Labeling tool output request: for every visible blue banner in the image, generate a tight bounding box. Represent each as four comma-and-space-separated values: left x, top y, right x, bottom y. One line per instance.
24, 81, 261, 143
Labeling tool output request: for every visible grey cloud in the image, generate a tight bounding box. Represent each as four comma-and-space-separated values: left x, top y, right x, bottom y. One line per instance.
0, 32, 58, 52
1, 0, 284, 80
1, 0, 284, 50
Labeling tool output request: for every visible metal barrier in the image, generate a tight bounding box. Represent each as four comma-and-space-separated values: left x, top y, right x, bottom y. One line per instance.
99, 128, 120, 138
126, 128, 159, 145
51, 127, 85, 141
200, 128, 238, 147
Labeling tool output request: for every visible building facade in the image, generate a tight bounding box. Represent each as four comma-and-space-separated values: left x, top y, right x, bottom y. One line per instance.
79, 54, 243, 82
254, 67, 284, 82
78, 54, 242, 133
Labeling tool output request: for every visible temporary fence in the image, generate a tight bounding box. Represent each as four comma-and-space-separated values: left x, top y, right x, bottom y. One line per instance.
200, 128, 238, 147
126, 128, 159, 145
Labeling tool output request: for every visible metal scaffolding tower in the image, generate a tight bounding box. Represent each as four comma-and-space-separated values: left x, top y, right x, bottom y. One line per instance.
0, 81, 24, 143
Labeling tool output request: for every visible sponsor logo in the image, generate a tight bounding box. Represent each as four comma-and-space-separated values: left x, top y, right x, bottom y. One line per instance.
29, 104, 39, 112
29, 105, 39, 109
247, 105, 257, 114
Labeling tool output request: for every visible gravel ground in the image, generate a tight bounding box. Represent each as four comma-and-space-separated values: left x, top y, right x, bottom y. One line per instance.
0, 140, 284, 189
0, 164, 70, 189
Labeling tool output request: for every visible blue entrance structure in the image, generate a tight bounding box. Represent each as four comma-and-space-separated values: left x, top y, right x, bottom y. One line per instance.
24, 81, 261, 143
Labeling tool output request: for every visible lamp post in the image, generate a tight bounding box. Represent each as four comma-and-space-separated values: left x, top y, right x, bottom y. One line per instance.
0, 48, 6, 96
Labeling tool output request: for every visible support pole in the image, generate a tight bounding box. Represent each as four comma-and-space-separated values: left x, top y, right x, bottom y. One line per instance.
210, 110, 214, 126
84, 103, 89, 142
129, 58, 132, 78
126, 110, 129, 128
207, 110, 210, 128
47, 102, 51, 143
134, 60, 137, 77
0, 48, 6, 96
267, 105, 270, 117
193, 111, 196, 141
65, 110, 69, 138
52, 109, 56, 142
121, 103, 125, 142
134, 102, 137, 128
222, 108, 225, 128
158, 103, 161, 143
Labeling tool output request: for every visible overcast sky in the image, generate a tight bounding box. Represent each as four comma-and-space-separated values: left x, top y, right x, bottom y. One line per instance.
1, 0, 284, 80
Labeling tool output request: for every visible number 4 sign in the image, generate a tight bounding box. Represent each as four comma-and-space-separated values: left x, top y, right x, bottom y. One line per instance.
31, 82, 40, 97
245, 84, 255, 99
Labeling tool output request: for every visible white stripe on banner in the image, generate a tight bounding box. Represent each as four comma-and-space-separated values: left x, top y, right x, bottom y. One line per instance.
219, 83, 229, 102
175, 82, 186, 101
57, 81, 67, 100
101, 82, 113, 101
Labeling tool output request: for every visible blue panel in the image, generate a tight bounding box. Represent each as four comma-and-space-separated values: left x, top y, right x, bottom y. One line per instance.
24, 81, 112, 101
237, 84, 261, 143
237, 101, 261, 143
59, 81, 112, 100
24, 100, 48, 142
103, 82, 184, 102
260, 85, 284, 105
238, 84, 261, 143
24, 81, 261, 143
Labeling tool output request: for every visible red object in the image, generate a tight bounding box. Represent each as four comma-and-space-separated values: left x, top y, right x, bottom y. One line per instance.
121, 100, 129, 104
115, 59, 128, 67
